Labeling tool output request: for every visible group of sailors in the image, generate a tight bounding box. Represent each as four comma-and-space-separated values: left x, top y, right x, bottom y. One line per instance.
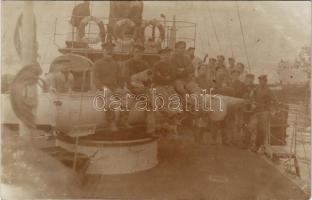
54, 1, 278, 153
91, 40, 278, 153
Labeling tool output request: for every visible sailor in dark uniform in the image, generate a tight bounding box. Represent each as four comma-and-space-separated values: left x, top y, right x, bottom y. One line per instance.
152, 48, 182, 137
228, 57, 236, 74
125, 44, 149, 78
228, 70, 247, 146
244, 73, 256, 98
241, 73, 256, 148
125, 43, 150, 94
208, 57, 217, 70
93, 44, 123, 91
153, 48, 177, 111
153, 48, 175, 87
170, 41, 194, 96
93, 44, 127, 131
216, 55, 226, 70
248, 75, 277, 152
125, 43, 157, 134
207, 57, 217, 82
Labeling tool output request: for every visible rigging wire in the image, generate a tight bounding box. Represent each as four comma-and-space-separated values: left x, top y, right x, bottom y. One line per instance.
226, 10, 234, 58
207, 3, 222, 54
197, 19, 207, 58
235, 1, 251, 72
204, 16, 216, 57
204, 17, 211, 48
197, 29, 205, 56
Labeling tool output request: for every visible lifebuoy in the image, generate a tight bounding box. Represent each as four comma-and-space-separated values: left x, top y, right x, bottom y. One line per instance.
78, 16, 106, 44
141, 19, 165, 42
113, 18, 136, 40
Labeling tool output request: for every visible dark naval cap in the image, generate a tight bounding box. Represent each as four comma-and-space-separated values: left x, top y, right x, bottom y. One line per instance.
258, 75, 267, 80
217, 55, 225, 60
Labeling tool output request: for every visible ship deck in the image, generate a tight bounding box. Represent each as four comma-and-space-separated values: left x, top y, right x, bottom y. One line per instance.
77, 127, 307, 200
2, 126, 309, 200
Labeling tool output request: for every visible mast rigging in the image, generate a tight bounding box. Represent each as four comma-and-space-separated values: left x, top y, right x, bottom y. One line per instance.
236, 1, 251, 72
207, 3, 222, 54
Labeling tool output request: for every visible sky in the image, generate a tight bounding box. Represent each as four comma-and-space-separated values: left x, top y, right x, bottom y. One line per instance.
1, 1, 311, 82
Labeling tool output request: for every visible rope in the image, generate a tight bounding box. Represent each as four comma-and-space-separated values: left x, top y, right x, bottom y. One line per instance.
207, 3, 222, 54
204, 16, 216, 56
226, 11, 234, 58
197, 22, 205, 57
235, 2, 251, 72
87, 1, 93, 39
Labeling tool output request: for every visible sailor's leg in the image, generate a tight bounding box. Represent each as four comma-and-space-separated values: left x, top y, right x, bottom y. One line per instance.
257, 111, 270, 148
109, 109, 119, 132
225, 115, 234, 145
120, 90, 133, 129
146, 111, 156, 134
244, 111, 254, 147
241, 111, 250, 148
106, 88, 119, 132
235, 110, 245, 147
248, 113, 259, 151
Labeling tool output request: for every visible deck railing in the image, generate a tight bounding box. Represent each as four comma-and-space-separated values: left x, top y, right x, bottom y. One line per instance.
53, 16, 196, 51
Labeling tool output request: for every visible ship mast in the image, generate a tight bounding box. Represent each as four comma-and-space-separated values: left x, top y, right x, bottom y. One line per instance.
21, 1, 38, 66
18, 1, 38, 140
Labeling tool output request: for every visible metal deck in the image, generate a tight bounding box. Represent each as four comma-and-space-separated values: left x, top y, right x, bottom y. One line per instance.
77, 127, 308, 200
2, 126, 309, 199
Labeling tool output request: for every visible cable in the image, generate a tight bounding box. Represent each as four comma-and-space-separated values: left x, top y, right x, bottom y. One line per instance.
226, 10, 234, 58
197, 22, 205, 56
207, 3, 222, 54
236, 2, 251, 72
204, 16, 216, 57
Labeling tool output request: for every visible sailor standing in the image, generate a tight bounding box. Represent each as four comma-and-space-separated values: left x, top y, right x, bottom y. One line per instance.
125, 44, 149, 78
241, 73, 256, 148
228, 57, 236, 74
125, 44, 156, 134
170, 41, 194, 96
186, 47, 202, 77
248, 75, 277, 152
236, 62, 248, 83
93, 44, 125, 131
152, 48, 177, 102
216, 55, 226, 70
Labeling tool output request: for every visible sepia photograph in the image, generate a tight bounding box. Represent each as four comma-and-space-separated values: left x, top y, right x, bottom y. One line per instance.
1, 1, 311, 199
